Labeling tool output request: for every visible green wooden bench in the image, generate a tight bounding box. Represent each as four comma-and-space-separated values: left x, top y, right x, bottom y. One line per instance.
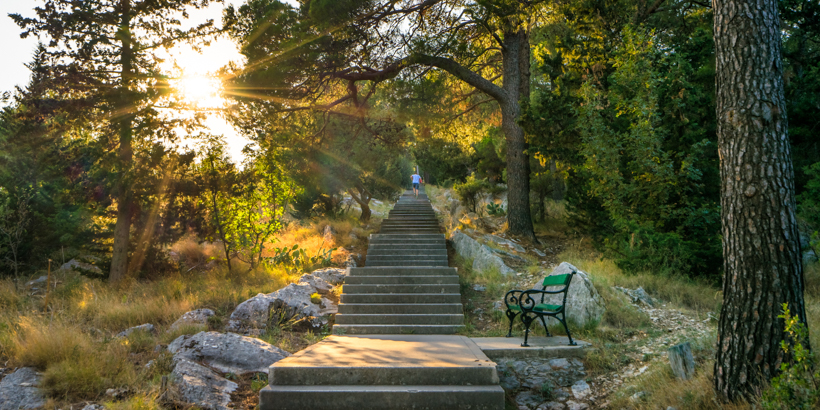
503, 271, 577, 347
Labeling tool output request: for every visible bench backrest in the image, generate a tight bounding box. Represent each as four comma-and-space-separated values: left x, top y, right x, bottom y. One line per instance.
538, 272, 575, 304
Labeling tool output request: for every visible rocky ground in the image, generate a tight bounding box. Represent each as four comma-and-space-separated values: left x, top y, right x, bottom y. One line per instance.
497, 298, 714, 410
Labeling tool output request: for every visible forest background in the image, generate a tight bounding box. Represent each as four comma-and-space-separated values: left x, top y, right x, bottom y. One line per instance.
0, 0, 819, 407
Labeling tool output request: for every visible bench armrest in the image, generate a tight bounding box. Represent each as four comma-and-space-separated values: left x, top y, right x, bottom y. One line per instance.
504, 289, 526, 310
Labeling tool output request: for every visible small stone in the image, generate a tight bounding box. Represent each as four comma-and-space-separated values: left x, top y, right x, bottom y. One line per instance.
631, 391, 647, 401
515, 391, 543, 409
473, 284, 486, 292
537, 402, 565, 410
170, 309, 215, 330
570, 380, 591, 399
116, 323, 155, 338
549, 358, 570, 370
81, 405, 105, 410
565, 401, 588, 410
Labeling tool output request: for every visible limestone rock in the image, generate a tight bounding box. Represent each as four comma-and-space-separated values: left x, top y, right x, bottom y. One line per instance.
484, 234, 525, 253
542, 262, 605, 327
451, 229, 514, 275
566, 401, 589, 410
570, 380, 591, 399
169, 331, 290, 374
310, 267, 347, 285
117, 323, 155, 338
297, 274, 333, 295
25, 276, 47, 287
614, 286, 655, 307
0, 368, 45, 410
59, 259, 102, 275
171, 309, 215, 330
226, 283, 336, 331
171, 359, 237, 410
81, 405, 105, 410
515, 391, 543, 410
322, 225, 335, 244
537, 402, 566, 410
343, 254, 359, 268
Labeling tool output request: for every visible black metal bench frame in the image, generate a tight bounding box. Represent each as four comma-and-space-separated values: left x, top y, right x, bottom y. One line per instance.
503, 271, 577, 347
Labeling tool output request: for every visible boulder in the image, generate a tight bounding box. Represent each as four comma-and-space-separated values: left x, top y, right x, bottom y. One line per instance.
25, 276, 47, 287
0, 367, 45, 410
614, 286, 655, 307
59, 259, 102, 275
310, 267, 347, 285
117, 323, 155, 338
168, 331, 290, 374
171, 359, 237, 410
171, 309, 215, 330
484, 234, 526, 253
451, 229, 514, 275
541, 262, 605, 327
297, 274, 333, 295
226, 283, 336, 332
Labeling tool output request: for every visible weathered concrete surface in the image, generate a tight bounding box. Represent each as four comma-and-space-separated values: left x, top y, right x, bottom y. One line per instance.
472, 337, 590, 360
270, 335, 498, 386
169, 331, 290, 374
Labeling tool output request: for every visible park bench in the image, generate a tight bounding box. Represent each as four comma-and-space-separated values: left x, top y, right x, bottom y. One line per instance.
503, 271, 577, 347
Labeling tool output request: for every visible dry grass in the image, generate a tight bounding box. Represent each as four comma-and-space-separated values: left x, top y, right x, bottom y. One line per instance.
608, 361, 751, 410
558, 244, 721, 314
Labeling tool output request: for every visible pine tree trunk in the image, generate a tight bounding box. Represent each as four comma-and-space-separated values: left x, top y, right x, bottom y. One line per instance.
501, 28, 536, 240
109, 0, 133, 283
713, 0, 808, 401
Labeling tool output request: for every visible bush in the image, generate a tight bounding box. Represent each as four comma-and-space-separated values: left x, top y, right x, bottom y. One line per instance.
453, 175, 490, 213
760, 304, 820, 409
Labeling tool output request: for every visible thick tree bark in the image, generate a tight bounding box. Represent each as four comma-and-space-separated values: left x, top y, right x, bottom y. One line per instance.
501, 28, 536, 240
713, 0, 808, 401
110, 0, 134, 283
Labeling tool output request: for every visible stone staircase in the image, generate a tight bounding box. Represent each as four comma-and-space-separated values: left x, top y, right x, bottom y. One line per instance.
259, 187, 504, 410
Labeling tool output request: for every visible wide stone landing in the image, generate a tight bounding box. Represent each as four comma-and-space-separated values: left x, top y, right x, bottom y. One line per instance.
472, 336, 590, 360
259, 335, 505, 410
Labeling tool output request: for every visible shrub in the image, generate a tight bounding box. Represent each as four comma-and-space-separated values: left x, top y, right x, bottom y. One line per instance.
453, 175, 490, 213
760, 304, 820, 409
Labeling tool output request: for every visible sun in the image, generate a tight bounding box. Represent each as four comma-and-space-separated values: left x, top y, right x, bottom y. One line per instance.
174, 75, 225, 109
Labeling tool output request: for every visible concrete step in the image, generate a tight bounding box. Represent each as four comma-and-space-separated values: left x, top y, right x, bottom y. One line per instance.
335, 313, 464, 325
379, 229, 442, 234
367, 244, 444, 250
365, 260, 449, 267
345, 275, 458, 285
368, 237, 445, 244
342, 283, 459, 293
340, 293, 461, 304
259, 385, 504, 410
365, 260, 449, 268
348, 267, 457, 276
333, 324, 465, 334
366, 249, 448, 256
370, 233, 444, 238
366, 255, 448, 262
338, 303, 464, 314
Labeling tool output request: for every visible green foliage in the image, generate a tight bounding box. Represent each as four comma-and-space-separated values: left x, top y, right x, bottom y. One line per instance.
569, 27, 720, 276
310, 293, 322, 304
486, 203, 506, 216
264, 244, 335, 272
760, 304, 820, 409
453, 175, 491, 213
798, 162, 820, 229
199, 140, 298, 271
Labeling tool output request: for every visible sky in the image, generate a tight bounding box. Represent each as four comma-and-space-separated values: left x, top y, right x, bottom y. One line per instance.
0, 0, 272, 162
